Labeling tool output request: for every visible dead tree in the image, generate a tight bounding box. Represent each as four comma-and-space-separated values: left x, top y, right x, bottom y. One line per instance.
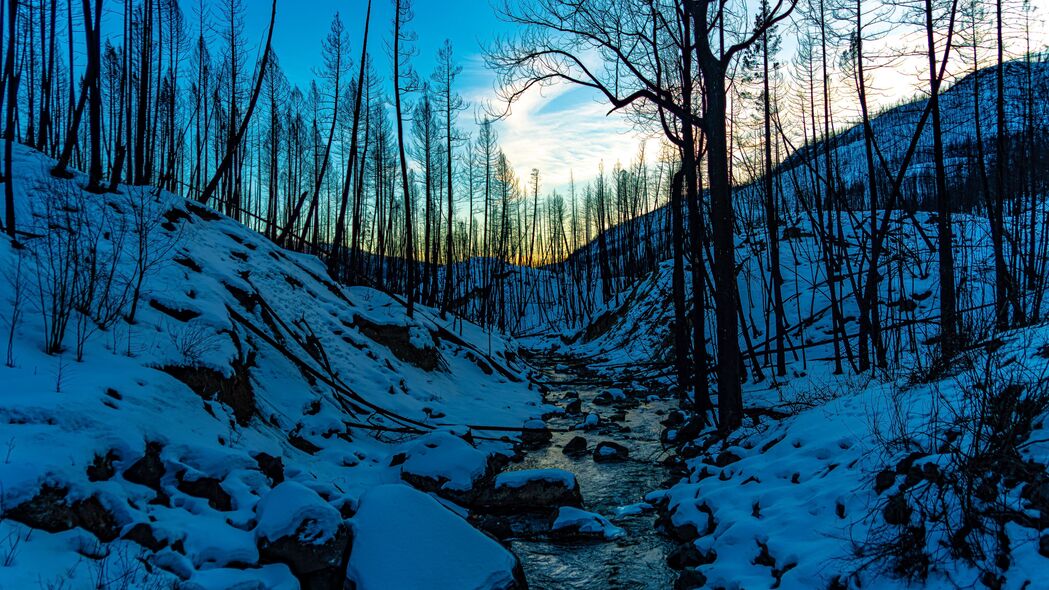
392, 0, 417, 316
196, 0, 277, 208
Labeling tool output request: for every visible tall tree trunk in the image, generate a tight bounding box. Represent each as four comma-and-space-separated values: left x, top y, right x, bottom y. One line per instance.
700, 67, 743, 431
393, 0, 416, 317
441, 66, 455, 316
84, 0, 105, 192
3, 0, 16, 239
331, 0, 371, 281
854, 0, 884, 370
992, 0, 1023, 328
133, 0, 152, 185
926, 0, 958, 356
762, 25, 787, 377
671, 168, 690, 411
693, 0, 744, 431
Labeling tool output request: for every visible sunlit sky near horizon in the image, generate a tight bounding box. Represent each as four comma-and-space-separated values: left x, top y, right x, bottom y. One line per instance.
214, 0, 1047, 194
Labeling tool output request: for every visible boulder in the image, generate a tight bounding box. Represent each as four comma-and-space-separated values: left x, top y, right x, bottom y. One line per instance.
667, 544, 716, 570
520, 419, 552, 449
177, 474, 233, 511
470, 512, 553, 541
475, 469, 583, 513
549, 507, 624, 540
86, 450, 119, 482
347, 484, 525, 590
353, 316, 443, 372
123, 522, 168, 552
562, 436, 588, 457
7, 485, 76, 533
674, 568, 708, 590
564, 398, 582, 415
255, 482, 351, 589
593, 441, 629, 463
253, 452, 285, 485
124, 441, 166, 492
712, 451, 741, 468
398, 431, 491, 502
581, 413, 600, 430
73, 496, 122, 542
7, 485, 121, 542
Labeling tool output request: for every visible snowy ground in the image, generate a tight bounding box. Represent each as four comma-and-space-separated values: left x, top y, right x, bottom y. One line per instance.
3, 118, 1048, 589
0, 144, 546, 589
649, 323, 1049, 589
533, 204, 1049, 588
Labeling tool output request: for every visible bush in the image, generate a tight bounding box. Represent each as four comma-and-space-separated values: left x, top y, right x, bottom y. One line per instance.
862, 342, 1049, 583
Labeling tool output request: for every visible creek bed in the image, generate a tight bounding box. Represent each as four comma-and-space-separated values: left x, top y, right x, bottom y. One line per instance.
508, 358, 679, 589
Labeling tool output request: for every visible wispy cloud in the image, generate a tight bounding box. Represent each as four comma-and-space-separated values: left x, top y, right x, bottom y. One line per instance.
497, 84, 650, 192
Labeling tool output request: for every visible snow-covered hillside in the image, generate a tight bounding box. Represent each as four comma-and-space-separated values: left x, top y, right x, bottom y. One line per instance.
536, 207, 1049, 588
650, 321, 1049, 589
557, 206, 1020, 377
561, 59, 1049, 280
525, 61, 1049, 588
0, 144, 546, 589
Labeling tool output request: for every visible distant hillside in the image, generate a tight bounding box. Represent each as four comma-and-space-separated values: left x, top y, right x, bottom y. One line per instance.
560, 57, 1049, 281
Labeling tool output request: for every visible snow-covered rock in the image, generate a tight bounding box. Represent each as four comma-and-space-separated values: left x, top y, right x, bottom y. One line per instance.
549, 506, 625, 540
474, 469, 583, 513
398, 431, 492, 498
593, 441, 629, 462
346, 484, 524, 590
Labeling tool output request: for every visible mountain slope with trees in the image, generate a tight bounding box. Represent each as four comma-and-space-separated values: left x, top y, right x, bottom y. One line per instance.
0, 144, 541, 589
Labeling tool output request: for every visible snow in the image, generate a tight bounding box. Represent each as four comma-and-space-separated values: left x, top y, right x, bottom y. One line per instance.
613, 502, 652, 518
551, 506, 626, 539
346, 484, 520, 590
0, 144, 540, 588
399, 431, 491, 491
178, 518, 259, 568
182, 564, 299, 590
494, 468, 577, 490
254, 482, 343, 544
642, 325, 1049, 589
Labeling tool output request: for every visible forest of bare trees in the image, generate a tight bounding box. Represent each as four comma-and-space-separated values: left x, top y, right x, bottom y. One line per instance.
1, 0, 1047, 435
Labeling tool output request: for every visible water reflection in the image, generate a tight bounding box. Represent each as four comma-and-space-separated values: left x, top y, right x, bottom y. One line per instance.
509, 362, 678, 589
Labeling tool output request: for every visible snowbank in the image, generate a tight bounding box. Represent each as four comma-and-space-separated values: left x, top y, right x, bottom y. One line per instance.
346, 484, 523, 590
0, 144, 540, 588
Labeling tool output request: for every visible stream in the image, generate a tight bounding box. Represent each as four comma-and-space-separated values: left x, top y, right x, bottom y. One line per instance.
509, 354, 679, 589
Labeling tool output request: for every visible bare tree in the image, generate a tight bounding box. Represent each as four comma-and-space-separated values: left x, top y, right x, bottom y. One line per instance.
433, 39, 464, 317
392, 0, 418, 316
3, 0, 16, 239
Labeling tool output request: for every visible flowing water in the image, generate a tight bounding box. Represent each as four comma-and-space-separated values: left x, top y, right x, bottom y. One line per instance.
509, 355, 679, 589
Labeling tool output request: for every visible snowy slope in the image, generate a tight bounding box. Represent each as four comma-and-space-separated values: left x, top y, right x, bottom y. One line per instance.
542, 209, 1049, 589
0, 144, 542, 589
529, 59, 1049, 590
650, 321, 1049, 589
560, 58, 1049, 287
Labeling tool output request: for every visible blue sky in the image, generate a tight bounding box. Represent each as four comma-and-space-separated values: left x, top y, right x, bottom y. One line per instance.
225, 0, 648, 193
202, 0, 1049, 194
